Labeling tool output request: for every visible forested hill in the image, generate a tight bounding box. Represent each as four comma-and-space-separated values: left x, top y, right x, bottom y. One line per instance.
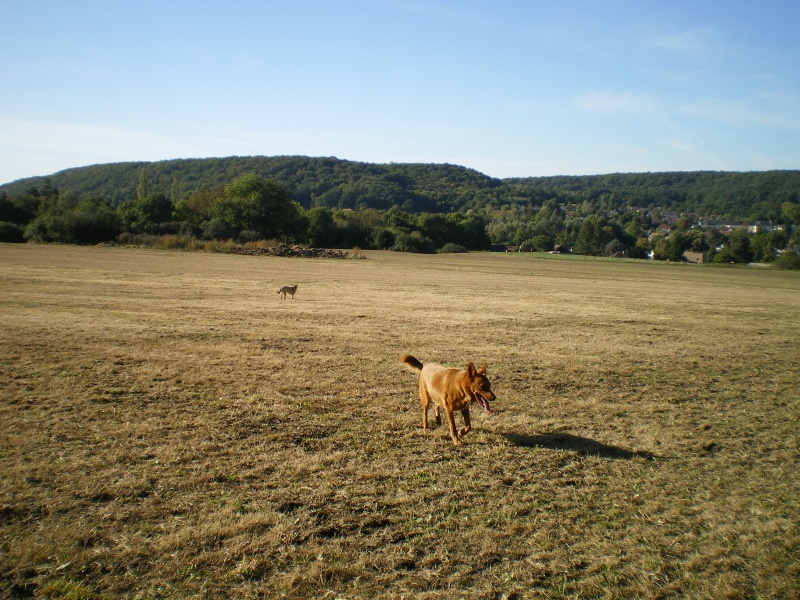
2, 155, 798, 219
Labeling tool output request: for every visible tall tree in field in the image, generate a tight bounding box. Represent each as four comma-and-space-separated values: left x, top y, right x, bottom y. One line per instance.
573, 215, 608, 255
170, 177, 182, 205
728, 229, 754, 263
137, 168, 150, 201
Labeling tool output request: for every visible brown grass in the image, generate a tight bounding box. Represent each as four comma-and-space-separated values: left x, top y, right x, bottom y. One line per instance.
1, 244, 798, 599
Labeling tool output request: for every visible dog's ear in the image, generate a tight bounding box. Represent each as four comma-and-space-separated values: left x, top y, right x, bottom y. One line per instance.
478, 363, 487, 375
467, 362, 476, 376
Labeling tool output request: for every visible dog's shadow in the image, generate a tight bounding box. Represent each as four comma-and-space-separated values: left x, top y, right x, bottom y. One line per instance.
501, 432, 655, 460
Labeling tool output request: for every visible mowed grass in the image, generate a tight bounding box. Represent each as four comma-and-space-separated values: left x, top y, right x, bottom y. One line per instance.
1, 243, 798, 599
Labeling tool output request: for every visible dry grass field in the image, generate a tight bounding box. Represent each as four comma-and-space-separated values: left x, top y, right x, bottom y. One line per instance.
1, 243, 798, 599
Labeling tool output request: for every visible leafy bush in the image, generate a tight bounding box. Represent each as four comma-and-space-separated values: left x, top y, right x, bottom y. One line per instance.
116, 232, 162, 247
25, 194, 120, 244
0, 221, 25, 243
773, 250, 800, 270
392, 231, 435, 253
371, 227, 396, 250
202, 218, 235, 240
160, 235, 195, 250
437, 243, 469, 254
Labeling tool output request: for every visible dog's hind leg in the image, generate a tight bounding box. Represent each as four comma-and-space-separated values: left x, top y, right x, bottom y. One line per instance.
419, 380, 432, 432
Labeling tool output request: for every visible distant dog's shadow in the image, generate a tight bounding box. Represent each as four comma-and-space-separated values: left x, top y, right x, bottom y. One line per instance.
502, 432, 655, 460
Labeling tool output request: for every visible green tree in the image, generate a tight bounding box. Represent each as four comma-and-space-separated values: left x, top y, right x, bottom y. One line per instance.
573, 216, 610, 256
211, 174, 305, 241
750, 230, 787, 262
521, 234, 554, 252
372, 227, 396, 249
174, 188, 220, 224
728, 229, 754, 263
137, 168, 150, 201
25, 192, 120, 244
453, 214, 491, 250
392, 230, 435, 253
416, 213, 452, 248
117, 193, 174, 231
0, 221, 25, 242
305, 207, 337, 247
686, 229, 709, 252
1, 192, 39, 225
628, 237, 651, 259
773, 249, 800, 270
713, 246, 736, 264
170, 177, 182, 205
652, 232, 690, 261
384, 209, 415, 230
781, 202, 800, 225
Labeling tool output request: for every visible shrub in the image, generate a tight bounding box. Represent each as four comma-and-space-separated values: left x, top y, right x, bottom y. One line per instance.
350, 246, 366, 259
372, 228, 396, 250
713, 247, 736, 264
25, 195, 120, 245
242, 239, 279, 249
160, 235, 195, 250
392, 231, 435, 253
202, 218, 235, 240
437, 243, 469, 254
773, 250, 800, 270
239, 229, 262, 243
204, 238, 239, 253
526, 235, 555, 252
116, 232, 161, 247
0, 221, 25, 243
147, 221, 201, 237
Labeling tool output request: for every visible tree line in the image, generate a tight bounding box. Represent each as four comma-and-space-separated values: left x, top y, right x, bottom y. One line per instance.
3, 156, 800, 219
0, 172, 492, 254
1, 158, 799, 267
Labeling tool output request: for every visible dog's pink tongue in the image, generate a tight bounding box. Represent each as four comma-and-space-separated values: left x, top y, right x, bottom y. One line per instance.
480, 398, 492, 412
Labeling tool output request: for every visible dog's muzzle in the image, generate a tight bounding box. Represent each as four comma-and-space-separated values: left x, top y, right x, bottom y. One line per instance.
477, 393, 494, 413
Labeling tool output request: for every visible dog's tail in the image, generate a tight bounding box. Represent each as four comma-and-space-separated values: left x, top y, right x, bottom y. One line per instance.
400, 354, 423, 372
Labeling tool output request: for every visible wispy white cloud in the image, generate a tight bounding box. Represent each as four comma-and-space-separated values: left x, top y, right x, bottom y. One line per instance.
571, 88, 800, 135
678, 94, 800, 132
572, 91, 661, 119
0, 119, 170, 157
645, 28, 718, 56
0, 118, 269, 183
385, 0, 489, 23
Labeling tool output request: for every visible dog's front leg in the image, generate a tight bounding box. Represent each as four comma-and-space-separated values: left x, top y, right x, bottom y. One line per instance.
458, 408, 471, 437
445, 408, 461, 445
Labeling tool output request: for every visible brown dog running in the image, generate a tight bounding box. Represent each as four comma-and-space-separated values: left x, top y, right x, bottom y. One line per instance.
401, 354, 495, 445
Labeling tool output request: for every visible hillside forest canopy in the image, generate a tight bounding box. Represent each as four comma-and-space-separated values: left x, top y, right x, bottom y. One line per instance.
1, 156, 799, 266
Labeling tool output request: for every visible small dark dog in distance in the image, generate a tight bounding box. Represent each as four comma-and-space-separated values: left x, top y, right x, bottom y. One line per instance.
277, 284, 298, 300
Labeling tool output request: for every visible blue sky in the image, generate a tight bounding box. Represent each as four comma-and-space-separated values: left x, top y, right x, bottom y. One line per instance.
2, 0, 799, 184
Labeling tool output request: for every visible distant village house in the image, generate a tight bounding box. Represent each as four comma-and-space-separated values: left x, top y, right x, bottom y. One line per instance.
683, 251, 708, 264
